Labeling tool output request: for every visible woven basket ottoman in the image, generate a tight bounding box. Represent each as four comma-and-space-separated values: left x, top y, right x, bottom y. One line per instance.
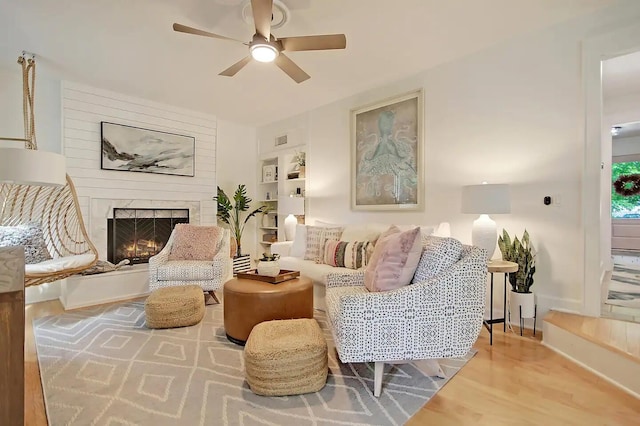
244, 318, 328, 396
145, 285, 205, 329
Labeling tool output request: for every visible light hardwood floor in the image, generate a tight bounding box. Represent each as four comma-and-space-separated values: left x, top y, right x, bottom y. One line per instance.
25, 300, 640, 426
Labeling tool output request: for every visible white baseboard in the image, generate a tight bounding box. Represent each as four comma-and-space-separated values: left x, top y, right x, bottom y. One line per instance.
59, 265, 150, 310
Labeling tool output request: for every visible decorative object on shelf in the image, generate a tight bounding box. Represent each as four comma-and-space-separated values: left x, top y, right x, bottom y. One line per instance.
257, 253, 281, 277
294, 151, 306, 178
262, 165, 277, 182
461, 182, 511, 261
262, 233, 277, 243
280, 196, 305, 241
101, 122, 195, 177
0, 53, 66, 186
351, 89, 423, 211
261, 204, 274, 228
498, 229, 537, 334
214, 184, 265, 257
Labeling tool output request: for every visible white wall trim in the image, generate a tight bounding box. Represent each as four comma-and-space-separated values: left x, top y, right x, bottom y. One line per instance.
583, 24, 640, 317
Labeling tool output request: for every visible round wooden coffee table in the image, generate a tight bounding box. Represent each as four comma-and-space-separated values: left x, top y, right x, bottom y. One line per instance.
223, 276, 313, 345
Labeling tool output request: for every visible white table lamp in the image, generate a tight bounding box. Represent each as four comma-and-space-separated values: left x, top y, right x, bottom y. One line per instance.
461, 183, 510, 261
280, 196, 305, 241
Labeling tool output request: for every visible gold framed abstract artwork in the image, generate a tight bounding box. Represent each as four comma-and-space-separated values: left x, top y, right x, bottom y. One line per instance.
350, 89, 424, 211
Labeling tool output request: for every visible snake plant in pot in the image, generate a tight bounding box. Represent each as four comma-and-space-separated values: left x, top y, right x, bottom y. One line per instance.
498, 229, 536, 319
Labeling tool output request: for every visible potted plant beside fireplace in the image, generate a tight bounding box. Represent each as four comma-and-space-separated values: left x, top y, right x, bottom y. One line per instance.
214, 185, 265, 273
498, 229, 536, 327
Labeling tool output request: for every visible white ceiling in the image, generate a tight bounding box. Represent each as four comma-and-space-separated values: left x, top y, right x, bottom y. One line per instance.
0, 0, 616, 126
612, 121, 640, 139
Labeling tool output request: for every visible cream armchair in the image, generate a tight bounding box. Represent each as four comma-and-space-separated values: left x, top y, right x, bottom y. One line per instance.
148, 227, 231, 302
325, 244, 487, 397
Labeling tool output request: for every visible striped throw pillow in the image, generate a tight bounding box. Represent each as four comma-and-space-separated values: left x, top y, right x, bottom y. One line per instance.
321, 240, 373, 269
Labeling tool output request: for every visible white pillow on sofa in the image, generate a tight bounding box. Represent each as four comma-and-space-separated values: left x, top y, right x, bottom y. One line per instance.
290, 224, 307, 258
290, 221, 340, 258
340, 223, 388, 243
433, 222, 451, 237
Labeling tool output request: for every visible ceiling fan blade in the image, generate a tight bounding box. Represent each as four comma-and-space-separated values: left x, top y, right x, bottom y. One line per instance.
274, 53, 310, 84
173, 23, 242, 43
219, 56, 253, 77
251, 0, 273, 40
279, 34, 346, 52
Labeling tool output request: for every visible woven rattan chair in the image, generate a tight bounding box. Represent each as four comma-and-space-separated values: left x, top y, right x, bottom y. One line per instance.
0, 174, 98, 287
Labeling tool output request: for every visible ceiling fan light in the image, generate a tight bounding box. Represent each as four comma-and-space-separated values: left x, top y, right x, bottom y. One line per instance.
250, 43, 278, 62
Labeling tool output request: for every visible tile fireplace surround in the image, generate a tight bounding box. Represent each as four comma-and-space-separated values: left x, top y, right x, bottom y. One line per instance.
58, 198, 204, 310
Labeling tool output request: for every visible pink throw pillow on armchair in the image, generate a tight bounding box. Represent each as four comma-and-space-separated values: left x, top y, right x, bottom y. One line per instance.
168, 224, 223, 261
364, 226, 422, 292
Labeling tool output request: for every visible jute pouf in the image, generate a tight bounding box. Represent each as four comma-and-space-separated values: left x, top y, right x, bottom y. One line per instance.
145, 285, 205, 329
244, 318, 328, 396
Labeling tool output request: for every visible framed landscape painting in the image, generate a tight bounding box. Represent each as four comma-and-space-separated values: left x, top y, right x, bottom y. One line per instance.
351, 89, 424, 211
101, 122, 195, 177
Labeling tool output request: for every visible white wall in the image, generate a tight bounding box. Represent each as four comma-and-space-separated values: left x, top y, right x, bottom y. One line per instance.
216, 118, 259, 259
62, 81, 217, 229
258, 2, 640, 319
0, 63, 62, 153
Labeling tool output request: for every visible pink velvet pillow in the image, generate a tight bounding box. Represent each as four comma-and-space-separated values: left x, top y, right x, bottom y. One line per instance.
168, 224, 223, 261
364, 226, 422, 292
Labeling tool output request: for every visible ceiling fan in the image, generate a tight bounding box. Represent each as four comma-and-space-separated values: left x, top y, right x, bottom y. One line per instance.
173, 0, 346, 83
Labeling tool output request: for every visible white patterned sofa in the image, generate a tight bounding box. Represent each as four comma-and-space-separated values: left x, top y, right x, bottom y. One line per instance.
148, 226, 231, 301
271, 222, 451, 310
325, 242, 487, 397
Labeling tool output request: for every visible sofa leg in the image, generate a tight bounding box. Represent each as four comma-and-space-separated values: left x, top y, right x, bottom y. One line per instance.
422, 359, 445, 379
208, 291, 220, 304
374, 362, 384, 397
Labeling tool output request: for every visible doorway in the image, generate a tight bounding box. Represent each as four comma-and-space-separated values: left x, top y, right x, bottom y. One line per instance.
606, 122, 640, 322
602, 51, 640, 323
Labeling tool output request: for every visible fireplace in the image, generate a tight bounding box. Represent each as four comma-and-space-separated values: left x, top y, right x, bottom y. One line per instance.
107, 208, 189, 264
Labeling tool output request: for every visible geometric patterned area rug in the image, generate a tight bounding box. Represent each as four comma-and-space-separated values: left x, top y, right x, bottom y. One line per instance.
607, 263, 640, 309
34, 301, 476, 426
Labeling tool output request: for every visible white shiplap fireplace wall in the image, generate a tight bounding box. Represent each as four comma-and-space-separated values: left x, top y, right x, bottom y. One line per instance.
55, 81, 217, 308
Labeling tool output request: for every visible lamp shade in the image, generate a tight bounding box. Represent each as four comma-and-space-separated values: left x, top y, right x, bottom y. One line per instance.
279, 196, 305, 216
0, 147, 66, 186
461, 184, 510, 214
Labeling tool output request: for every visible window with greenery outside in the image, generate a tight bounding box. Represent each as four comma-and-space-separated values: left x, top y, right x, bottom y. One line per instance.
611, 161, 640, 218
